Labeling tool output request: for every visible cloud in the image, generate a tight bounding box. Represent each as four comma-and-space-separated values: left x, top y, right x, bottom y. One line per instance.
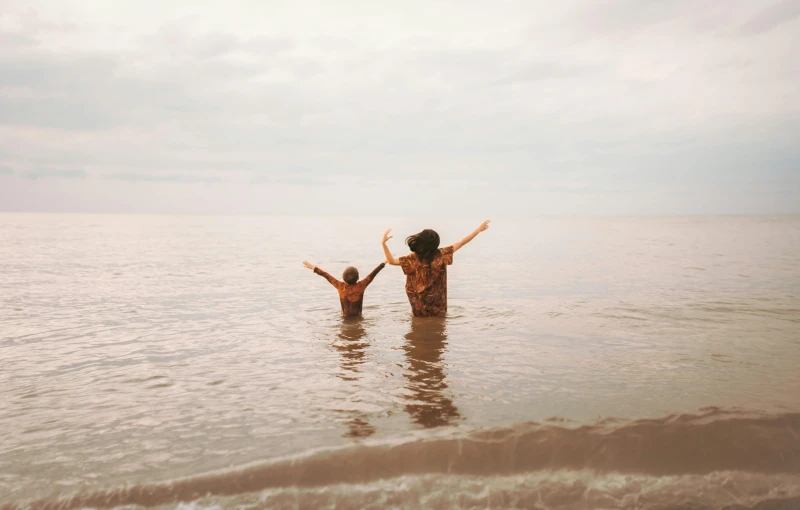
494, 62, 597, 85
738, 0, 800, 36
107, 173, 227, 183
0, 52, 171, 130
250, 175, 335, 187
0, 164, 14, 175
575, 0, 699, 36
19, 169, 87, 180
0, 32, 37, 47
0, 0, 797, 214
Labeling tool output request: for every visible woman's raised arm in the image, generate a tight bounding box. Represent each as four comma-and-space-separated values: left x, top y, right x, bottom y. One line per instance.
451, 220, 491, 252
381, 229, 401, 265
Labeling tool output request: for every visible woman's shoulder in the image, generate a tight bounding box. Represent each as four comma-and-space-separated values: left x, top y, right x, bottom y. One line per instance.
398, 252, 419, 275
437, 246, 454, 264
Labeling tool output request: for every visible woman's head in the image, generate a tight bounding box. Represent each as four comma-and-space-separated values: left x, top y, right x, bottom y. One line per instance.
406, 229, 440, 263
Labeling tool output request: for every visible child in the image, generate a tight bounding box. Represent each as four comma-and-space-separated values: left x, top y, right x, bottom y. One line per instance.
303, 260, 385, 316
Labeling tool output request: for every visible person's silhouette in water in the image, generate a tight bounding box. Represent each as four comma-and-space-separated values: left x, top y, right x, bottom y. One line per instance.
332, 317, 376, 438
402, 317, 461, 428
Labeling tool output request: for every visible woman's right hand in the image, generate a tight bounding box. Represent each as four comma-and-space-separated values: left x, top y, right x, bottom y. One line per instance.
382, 229, 400, 265
477, 219, 491, 232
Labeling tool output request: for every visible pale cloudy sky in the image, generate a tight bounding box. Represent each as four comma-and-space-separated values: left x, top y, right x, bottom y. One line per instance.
0, 0, 797, 215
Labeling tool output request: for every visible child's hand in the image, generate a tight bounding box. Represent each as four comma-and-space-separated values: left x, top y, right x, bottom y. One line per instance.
302, 261, 315, 270
477, 219, 491, 232
382, 228, 393, 244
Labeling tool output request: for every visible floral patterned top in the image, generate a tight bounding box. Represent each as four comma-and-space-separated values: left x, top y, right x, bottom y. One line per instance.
398, 246, 454, 317
314, 263, 385, 316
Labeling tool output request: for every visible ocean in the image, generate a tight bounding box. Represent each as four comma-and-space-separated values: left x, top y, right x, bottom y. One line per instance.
1, 214, 798, 509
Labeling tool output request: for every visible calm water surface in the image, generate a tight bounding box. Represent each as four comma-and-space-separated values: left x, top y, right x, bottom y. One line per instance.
1, 214, 798, 509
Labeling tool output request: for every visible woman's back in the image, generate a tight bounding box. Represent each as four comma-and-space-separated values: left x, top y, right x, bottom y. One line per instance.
399, 246, 454, 317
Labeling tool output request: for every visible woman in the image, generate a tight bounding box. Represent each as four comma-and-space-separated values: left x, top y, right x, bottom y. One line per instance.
381, 220, 490, 317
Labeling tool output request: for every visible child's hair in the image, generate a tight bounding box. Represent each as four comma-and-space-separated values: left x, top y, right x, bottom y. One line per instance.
342, 266, 359, 285
406, 229, 440, 264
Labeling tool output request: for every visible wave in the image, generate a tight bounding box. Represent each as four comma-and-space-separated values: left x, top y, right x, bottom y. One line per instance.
173, 472, 800, 510
8, 408, 800, 510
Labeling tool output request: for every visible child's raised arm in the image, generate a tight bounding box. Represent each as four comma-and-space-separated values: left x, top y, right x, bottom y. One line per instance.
451, 220, 491, 253
361, 262, 386, 287
303, 261, 341, 288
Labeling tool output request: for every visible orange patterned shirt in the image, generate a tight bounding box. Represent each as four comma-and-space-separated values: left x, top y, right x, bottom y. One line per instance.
314, 263, 385, 316
398, 246, 454, 317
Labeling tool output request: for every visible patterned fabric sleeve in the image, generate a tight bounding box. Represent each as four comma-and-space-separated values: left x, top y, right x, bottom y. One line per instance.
439, 246, 454, 265
361, 262, 385, 287
314, 267, 343, 290
399, 254, 416, 275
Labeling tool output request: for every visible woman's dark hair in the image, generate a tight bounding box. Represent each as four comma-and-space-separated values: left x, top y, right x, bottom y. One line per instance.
406, 229, 440, 264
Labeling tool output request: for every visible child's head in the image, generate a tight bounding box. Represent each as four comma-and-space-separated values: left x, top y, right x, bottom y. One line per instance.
406, 229, 440, 263
342, 266, 359, 285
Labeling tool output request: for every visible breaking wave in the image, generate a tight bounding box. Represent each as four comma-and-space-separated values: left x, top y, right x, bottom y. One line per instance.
9, 408, 800, 510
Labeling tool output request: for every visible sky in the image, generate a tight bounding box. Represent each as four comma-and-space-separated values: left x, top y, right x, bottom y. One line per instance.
0, 0, 798, 215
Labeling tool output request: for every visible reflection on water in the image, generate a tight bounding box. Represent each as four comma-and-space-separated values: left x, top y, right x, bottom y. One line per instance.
337, 413, 375, 439
334, 317, 369, 382
403, 317, 461, 428
333, 317, 376, 438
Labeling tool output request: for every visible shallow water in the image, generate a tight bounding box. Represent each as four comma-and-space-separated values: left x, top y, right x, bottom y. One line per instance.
1, 214, 799, 509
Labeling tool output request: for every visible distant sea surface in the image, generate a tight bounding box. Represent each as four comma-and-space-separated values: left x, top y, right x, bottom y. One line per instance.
1, 214, 799, 509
